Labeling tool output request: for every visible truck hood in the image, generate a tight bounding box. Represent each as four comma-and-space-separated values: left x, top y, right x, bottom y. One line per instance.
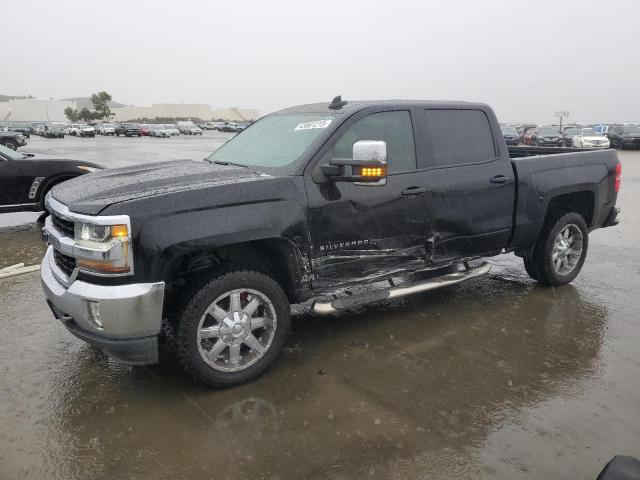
51, 159, 269, 215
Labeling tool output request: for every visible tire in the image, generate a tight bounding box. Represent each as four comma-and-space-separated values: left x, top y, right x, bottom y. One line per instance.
3, 141, 17, 150
529, 212, 588, 286
175, 270, 291, 387
523, 258, 539, 281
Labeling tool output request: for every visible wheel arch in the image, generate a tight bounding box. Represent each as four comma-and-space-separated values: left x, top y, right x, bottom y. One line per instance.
163, 237, 313, 311
37, 174, 80, 210
543, 190, 595, 230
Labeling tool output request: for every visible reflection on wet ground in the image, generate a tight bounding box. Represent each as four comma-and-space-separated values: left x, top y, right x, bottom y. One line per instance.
0, 146, 639, 479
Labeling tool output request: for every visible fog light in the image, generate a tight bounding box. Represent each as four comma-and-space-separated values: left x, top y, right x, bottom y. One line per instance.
87, 301, 104, 329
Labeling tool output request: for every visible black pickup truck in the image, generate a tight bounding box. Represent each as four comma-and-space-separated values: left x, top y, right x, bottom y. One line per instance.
115, 123, 141, 137
40, 98, 621, 387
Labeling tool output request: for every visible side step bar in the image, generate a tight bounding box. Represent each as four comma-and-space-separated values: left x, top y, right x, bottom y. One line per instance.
312, 262, 491, 315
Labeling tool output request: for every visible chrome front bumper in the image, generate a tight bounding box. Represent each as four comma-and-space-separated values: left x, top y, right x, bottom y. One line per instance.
41, 247, 165, 364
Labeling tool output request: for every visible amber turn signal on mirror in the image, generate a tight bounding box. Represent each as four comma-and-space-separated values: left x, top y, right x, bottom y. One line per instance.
357, 166, 387, 178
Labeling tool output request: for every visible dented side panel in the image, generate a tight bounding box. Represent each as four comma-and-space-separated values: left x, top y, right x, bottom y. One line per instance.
305, 175, 429, 289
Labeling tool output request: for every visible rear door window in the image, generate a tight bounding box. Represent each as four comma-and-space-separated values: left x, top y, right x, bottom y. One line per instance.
421, 109, 496, 167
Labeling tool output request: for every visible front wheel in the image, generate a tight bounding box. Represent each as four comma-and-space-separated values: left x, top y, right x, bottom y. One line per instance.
175, 270, 291, 387
2, 141, 17, 150
529, 212, 588, 286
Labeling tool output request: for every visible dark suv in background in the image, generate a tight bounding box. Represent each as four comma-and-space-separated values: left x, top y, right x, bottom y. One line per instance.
533, 126, 563, 146
500, 125, 520, 145
607, 124, 640, 149
115, 123, 141, 137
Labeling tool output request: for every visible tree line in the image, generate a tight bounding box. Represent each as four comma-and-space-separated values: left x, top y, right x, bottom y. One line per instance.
64, 91, 113, 122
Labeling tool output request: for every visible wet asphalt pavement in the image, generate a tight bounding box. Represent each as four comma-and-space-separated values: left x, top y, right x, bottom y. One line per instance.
1, 136, 639, 479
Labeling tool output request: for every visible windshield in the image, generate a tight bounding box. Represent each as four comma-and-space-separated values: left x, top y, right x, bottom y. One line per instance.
207, 114, 334, 167
0, 143, 27, 160
623, 125, 640, 134
564, 129, 579, 135
539, 127, 559, 135
501, 127, 517, 134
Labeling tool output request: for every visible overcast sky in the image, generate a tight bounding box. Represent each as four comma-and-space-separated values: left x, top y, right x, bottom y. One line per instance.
2, 0, 638, 123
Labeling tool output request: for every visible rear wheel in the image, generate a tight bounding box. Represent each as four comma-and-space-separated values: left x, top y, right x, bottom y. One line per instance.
175, 270, 291, 387
528, 212, 588, 286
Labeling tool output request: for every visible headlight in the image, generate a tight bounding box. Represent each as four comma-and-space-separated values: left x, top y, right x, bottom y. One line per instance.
76, 165, 102, 173
74, 222, 132, 274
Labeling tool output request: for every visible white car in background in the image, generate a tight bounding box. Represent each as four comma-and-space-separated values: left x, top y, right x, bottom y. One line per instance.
99, 124, 116, 135
150, 124, 180, 137
184, 125, 203, 135
77, 124, 96, 137
65, 124, 81, 136
572, 128, 610, 149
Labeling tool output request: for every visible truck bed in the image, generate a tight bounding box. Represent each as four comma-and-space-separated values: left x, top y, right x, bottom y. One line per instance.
507, 145, 599, 158
508, 147, 620, 249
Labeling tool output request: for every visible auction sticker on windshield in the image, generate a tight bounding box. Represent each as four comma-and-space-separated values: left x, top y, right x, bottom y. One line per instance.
294, 119, 332, 131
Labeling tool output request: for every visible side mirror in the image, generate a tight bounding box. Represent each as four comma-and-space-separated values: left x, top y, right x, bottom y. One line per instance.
321, 140, 388, 183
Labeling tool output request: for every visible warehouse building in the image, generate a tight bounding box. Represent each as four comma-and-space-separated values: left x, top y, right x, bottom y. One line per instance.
0, 98, 77, 122
111, 104, 259, 122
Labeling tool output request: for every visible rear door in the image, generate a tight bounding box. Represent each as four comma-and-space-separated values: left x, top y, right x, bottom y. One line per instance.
414, 108, 515, 261
305, 109, 430, 288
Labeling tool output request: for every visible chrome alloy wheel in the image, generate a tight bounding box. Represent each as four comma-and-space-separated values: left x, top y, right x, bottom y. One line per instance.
197, 288, 277, 372
552, 224, 583, 275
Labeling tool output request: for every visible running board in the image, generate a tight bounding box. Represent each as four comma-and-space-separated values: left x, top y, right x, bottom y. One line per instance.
312, 262, 492, 315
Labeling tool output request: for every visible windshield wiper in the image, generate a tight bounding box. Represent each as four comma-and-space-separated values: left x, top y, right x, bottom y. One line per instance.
211, 159, 250, 169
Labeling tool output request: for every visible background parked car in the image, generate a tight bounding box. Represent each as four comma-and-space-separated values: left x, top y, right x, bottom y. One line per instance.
115, 123, 141, 137
184, 125, 203, 135
0, 131, 27, 150
98, 123, 116, 135
532, 126, 563, 146
139, 124, 152, 136
562, 127, 581, 147
10, 126, 31, 138
177, 121, 202, 135
0, 143, 103, 213
572, 128, 610, 148
203, 121, 224, 130
520, 126, 538, 145
220, 122, 246, 133
42, 123, 65, 138
500, 125, 520, 146
607, 124, 640, 149
77, 124, 96, 137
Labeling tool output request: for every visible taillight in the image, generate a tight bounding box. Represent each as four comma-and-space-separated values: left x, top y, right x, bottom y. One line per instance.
614, 162, 622, 193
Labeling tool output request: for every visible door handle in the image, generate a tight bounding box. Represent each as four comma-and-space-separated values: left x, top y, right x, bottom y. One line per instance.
401, 187, 428, 196
490, 175, 511, 184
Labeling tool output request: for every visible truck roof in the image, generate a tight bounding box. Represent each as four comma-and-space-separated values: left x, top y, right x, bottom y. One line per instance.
276, 99, 490, 116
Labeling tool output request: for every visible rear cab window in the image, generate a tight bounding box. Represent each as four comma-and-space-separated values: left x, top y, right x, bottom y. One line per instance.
419, 109, 497, 168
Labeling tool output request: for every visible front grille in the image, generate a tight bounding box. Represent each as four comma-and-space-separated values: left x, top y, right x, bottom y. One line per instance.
53, 249, 75, 277
51, 213, 74, 238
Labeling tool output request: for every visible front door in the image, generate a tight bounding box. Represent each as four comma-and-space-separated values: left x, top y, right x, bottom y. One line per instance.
304, 110, 429, 289
0, 159, 27, 211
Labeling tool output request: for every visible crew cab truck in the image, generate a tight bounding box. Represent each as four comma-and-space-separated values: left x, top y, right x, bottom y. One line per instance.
40, 98, 621, 387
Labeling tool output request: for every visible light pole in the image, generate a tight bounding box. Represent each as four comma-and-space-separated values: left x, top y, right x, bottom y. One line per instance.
555, 111, 569, 132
